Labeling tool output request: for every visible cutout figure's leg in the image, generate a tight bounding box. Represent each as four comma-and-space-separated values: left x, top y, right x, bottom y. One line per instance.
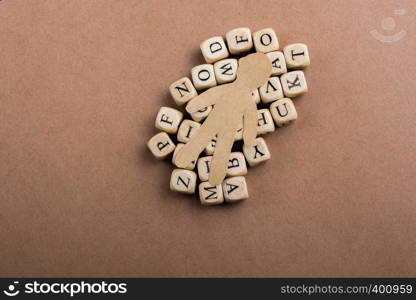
209, 127, 236, 185
175, 116, 219, 168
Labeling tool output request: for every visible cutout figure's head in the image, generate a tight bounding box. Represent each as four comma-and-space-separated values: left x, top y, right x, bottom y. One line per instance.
236, 53, 272, 90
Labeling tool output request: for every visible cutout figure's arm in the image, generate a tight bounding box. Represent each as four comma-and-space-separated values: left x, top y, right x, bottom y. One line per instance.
243, 101, 257, 147
186, 87, 219, 113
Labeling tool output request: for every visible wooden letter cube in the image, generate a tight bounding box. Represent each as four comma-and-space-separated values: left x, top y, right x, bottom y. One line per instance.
155, 106, 183, 134
283, 43, 310, 69
197, 156, 212, 181
243, 137, 271, 167
223, 176, 249, 202
169, 77, 197, 106
214, 58, 238, 84
190, 105, 212, 122
227, 152, 247, 177
147, 132, 176, 160
225, 27, 253, 55
280, 70, 308, 97
200, 36, 229, 64
266, 51, 287, 75
257, 108, 275, 135
270, 98, 298, 127
199, 182, 224, 206
177, 119, 201, 143
170, 169, 197, 194
259, 76, 284, 104
253, 28, 279, 53
191, 64, 217, 90
172, 143, 196, 170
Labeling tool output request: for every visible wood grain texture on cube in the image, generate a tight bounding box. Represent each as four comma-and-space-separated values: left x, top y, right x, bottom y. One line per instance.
257, 108, 275, 135
177, 119, 201, 143
243, 137, 271, 167
283, 43, 310, 69
147, 132, 176, 160
259, 76, 284, 104
155, 106, 183, 134
170, 169, 197, 194
214, 58, 238, 84
280, 70, 308, 97
200, 36, 229, 64
191, 64, 217, 90
270, 98, 298, 127
223, 176, 249, 202
253, 28, 279, 53
169, 77, 197, 106
199, 182, 224, 205
225, 27, 253, 55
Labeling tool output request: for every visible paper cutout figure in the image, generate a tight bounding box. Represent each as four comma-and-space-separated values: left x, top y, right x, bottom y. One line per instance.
175, 53, 272, 185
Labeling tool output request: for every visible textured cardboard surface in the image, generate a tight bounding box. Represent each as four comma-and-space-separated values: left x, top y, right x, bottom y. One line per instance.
1, 0, 415, 277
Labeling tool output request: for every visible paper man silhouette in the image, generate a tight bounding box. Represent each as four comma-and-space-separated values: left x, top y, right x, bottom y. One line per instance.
176, 53, 272, 185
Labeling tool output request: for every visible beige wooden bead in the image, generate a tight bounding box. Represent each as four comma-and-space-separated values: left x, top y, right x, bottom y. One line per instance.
283, 43, 310, 69
147, 132, 176, 160
200, 36, 229, 64
225, 27, 253, 55
280, 70, 308, 97
243, 137, 271, 167
251, 89, 260, 104
199, 182, 224, 206
253, 28, 279, 53
191, 64, 217, 90
257, 108, 275, 135
266, 51, 287, 75
227, 152, 247, 177
155, 106, 183, 134
177, 119, 201, 143
169, 77, 197, 106
223, 176, 249, 202
197, 156, 212, 181
170, 169, 197, 194
205, 135, 217, 155
269, 98, 298, 127
259, 76, 284, 104
172, 143, 196, 170
190, 105, 212, 122
214, 58, 238, 84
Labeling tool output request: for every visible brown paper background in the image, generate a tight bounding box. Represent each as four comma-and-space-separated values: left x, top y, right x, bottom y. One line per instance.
1, 0, 415, 277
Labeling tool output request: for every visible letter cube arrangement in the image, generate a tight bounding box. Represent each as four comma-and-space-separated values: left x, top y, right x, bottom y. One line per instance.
147, 27, 311, 205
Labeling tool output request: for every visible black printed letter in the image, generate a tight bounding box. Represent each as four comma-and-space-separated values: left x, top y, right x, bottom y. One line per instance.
286, 75, 301, 90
